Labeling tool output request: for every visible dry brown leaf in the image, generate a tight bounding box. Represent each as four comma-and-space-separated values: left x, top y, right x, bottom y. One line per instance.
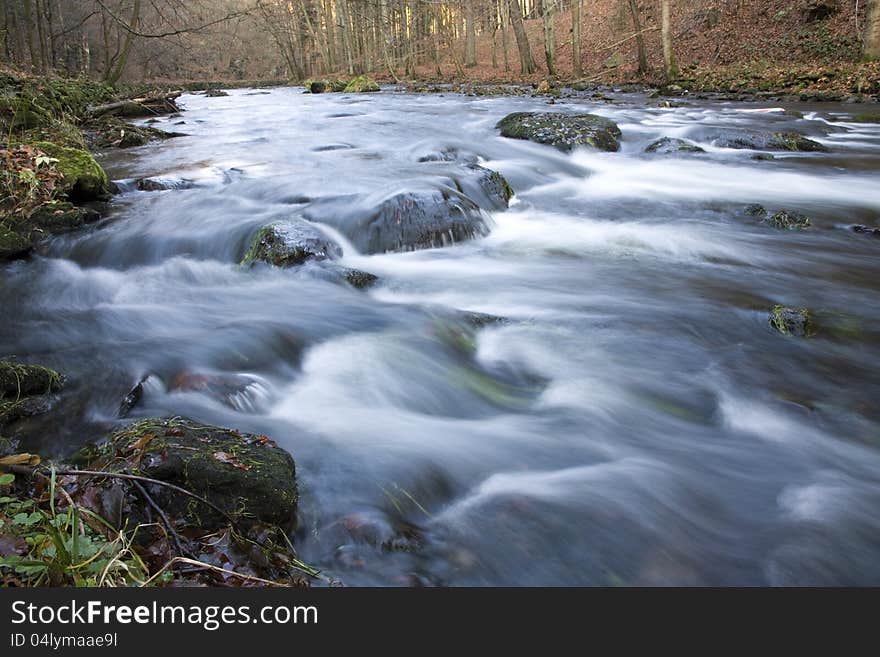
129, 433, 156, 452
0, 453, 41, 466
212, 451, 251, 471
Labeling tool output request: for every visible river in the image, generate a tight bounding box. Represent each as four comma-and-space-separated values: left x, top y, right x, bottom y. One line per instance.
2, 86, 880, 585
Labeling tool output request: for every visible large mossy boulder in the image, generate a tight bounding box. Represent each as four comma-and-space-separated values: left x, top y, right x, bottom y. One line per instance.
344, 75, 380, 93
701, 129, 828, 152
34, 141, 109, 201
305, 187, 491, 254
0, 362, 64, 428
496, 112, 622, 152
242, 219, 343, 267
105, 418, 298, 529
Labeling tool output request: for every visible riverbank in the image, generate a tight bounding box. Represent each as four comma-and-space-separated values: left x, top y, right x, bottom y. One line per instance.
0, 71, 320, 587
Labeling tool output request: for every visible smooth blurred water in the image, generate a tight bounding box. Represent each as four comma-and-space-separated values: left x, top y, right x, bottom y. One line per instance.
2, 87, 880, 585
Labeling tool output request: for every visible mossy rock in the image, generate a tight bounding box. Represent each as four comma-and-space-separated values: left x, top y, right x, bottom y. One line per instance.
86, 116, 184, 149
645, 137, 705, 154
765, 210, 811, 229
105, 418, 298, 530
851, 112, 880, 123
769, 305, 815, 337
0, 362, 64, 427
304, 79, 331, 94
242, 219, 343, 267
0, 224, 33, 260
703, 129, 828, 152
496, 112, 622, 152
33, 141, 109, 201
344, 76, 380, 93
0, 362, 64, 401
343, 268, 379, 289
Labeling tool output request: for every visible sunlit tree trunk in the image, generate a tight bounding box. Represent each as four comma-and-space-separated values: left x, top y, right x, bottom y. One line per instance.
866, 0, 880, 61
661, 0, 676, 80
572, 0, 581, 77
508, 0, 535, 74
464, 0, 476, 66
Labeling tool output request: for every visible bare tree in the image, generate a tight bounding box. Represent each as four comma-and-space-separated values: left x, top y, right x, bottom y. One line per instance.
866, 0, 880, 61
507, 0, 534, 74
661, 0, 675, 80
626, 0, 649, 75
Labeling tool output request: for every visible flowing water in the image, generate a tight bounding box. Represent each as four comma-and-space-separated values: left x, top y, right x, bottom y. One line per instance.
3, 87, 880, 585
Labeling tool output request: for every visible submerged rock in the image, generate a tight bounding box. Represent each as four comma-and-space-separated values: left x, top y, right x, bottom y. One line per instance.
242, 219, 343, 267
452, 164, 514, 210
34, 141, 110, 201
497, 112, 621, 152
204, 89, 229, 97
645, 137, 705, 154
305, 187, 491, 254
136, 176, 195, 192
770, 305, 815, 337
169, 370, 270, 413
851, 112, 880, 124
102, 417, 297, 529
766, 210, 811, 229
851, 224, 880, 237
702, 129, 828, 152
342, 268, 379, 289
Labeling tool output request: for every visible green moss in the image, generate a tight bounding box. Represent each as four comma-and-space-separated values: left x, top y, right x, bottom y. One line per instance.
496, 112, 622, 152
344, 75, 380, 93
103, 418, 298, 530
0, 224, 33, 259
770, 305, 815, 337
852, 112, 880, 123
765, 210, 811, 229
33, 141, 108, 201
0, 362, 64, 401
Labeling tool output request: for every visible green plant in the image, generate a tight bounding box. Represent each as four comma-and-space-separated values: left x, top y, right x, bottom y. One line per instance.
0, 470, 150, 586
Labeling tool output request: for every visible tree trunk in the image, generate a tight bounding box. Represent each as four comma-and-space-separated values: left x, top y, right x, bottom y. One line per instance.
508, 0, 535, 74
661, 0, 676, 80
626, 0, 648, 74
572, 0, 581, 77
866, 0, 880, 61
104, 0, 141, 85
542, 0, 556, 76
22, 0, 40, 71
465, 0, 477, 66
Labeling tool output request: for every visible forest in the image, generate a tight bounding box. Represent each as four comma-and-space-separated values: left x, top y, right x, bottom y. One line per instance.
1, 1, 879, 86
1, 1, 880, 592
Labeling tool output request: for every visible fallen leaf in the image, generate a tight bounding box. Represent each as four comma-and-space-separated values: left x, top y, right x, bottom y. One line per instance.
212, 452, 251, 471
0, 534, 27, 557
129, 433, 156, 452
0, 453, 41, 466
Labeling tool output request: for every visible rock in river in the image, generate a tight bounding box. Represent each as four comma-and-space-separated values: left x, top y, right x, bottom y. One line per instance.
645, 137, 705, 154
700, 129, 828, 152
242, 219, 343, 267
0, 362, 64, 428
101, 417, 298, 529
496, 112, 622, 152
34, 141, 110, 201
770, 305, 815, 337
305, 186, 491, 254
